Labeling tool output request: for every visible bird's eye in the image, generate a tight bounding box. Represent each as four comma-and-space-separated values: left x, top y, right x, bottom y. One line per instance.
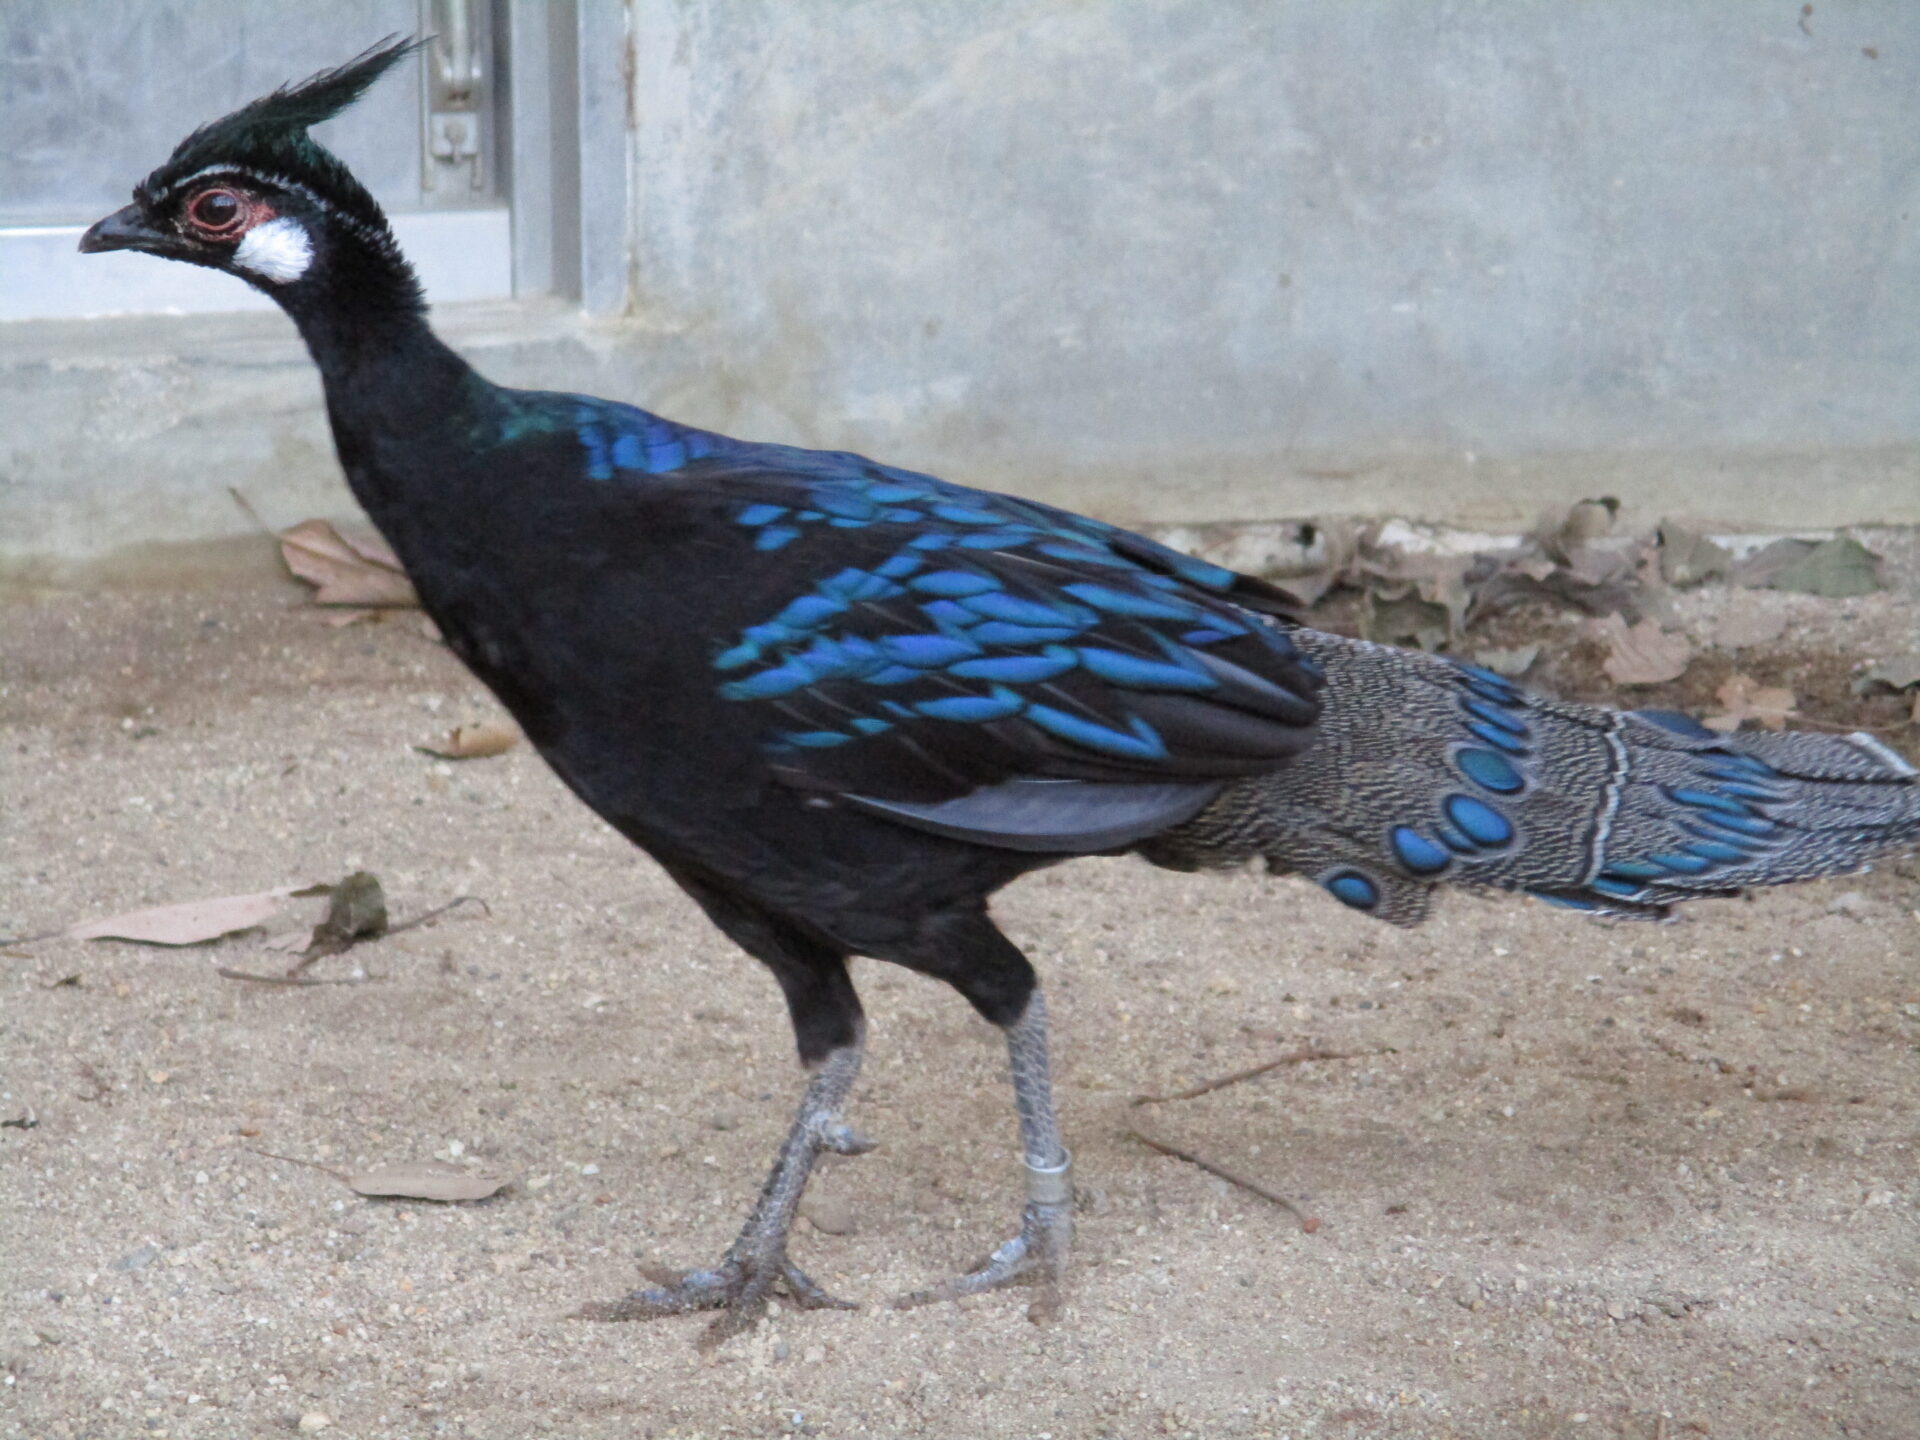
186, 188, 245, 235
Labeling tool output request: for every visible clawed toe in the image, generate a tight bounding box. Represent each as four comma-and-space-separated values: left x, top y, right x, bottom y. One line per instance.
575, 1250, 857, 1344
779, 1259, 859, 1311
893, 1199, 1073, 1312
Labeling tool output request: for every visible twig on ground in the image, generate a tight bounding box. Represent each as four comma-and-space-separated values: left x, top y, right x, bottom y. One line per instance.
1127, 1117, 1321, 1232
376, 893, 487, 938
1126, 1045, 1389, 1232
217, 966, 378, 986
1130, 1046, 1386, 1105
247, 1147, 352, 1182
286, 893, 487, 976
227, 485, 278, 538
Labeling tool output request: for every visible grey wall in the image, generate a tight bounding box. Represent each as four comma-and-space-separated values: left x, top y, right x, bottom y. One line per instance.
4, 0, 1918, 577
619, 0, 1920, 524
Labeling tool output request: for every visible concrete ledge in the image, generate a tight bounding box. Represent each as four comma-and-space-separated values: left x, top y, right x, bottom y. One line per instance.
5, 299, 1916, 589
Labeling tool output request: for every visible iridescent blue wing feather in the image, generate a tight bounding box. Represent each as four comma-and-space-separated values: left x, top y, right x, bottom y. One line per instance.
545, 397, 1322, 837
692, 455, 1321, 803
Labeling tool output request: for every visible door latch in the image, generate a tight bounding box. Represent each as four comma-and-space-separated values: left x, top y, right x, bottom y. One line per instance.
422, 0, 489, 198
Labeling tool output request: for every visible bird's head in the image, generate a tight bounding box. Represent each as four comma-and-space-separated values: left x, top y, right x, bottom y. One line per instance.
80, 37, 422, 308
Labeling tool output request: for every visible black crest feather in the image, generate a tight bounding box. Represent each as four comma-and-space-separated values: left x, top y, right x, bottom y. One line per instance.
135, 36, 421, 227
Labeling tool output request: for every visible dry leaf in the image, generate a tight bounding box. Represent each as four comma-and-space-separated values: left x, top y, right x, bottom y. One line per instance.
418, 721, 520, 760
67, 886, 304, 946
1657, 521, 1733, 587
1703, 674, 1798, 732
1472, 644, 1540, 678
1713, 609, 1789, 650
1732, 537, 1816, 589
1595, 616, 1692, 686
278, 519, 418, 608
1765, 537, 1882, 598
1734, 536, 1882, 597
345, 1161, 510, 1203
1544, 497, 1620, 554
1851, 656, 1920, 696
1561, 541, 1635, 590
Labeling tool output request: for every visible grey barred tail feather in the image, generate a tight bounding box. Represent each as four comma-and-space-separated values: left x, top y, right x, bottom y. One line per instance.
1141, 627, 1920, 925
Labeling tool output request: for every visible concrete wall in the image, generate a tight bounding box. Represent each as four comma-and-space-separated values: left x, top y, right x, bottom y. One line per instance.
4, 0, 1917, 576
620, 0, 1920, 524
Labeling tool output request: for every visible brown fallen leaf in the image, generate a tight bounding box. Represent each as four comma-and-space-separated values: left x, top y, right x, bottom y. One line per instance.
1657, 520, 1733, 588
278, 518, 418, 608
251, 1150, 510, 1202
1765, 537, 1883, 598
1595, 615, 1692, 686
1471, 644, 1540, 678
1543, 497, 1621, 554
1733, 535, 1883, 597
1703, 674, 1798, 732
1713, 608, 1789, 651
346, 1161, 510, 1203
417, 721, 520, 760
66, 886, 305, 946
1851, 656, 1920, 696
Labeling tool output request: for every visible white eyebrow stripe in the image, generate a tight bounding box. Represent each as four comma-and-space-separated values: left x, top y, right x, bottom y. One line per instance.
156, 164, 329, 213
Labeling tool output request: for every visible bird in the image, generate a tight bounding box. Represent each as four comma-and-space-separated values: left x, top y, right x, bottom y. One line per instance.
82, 39, 1920, 1344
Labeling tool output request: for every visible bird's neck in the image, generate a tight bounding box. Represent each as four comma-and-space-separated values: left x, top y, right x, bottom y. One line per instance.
280, 240, 458, 386
272, 232, 491, 521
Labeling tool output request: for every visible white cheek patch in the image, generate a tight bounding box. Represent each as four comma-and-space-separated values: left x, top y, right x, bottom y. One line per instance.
232, 216, 313, 283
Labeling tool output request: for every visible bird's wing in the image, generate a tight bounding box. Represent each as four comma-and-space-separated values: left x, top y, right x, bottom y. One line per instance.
642, 446, 1323, 849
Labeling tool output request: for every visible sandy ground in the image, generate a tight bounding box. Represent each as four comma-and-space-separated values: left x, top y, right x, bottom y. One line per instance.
2, 540, 1918, 1440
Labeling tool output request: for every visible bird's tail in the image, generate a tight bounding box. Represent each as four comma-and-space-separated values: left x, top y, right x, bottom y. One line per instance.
1140, 627, 1920, 924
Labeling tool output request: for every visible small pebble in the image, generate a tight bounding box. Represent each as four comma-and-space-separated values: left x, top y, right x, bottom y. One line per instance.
801, 1193, 857, 1236
297, 1413, 332, 1432
115, 1243, 160, 1272
1827, 891, 1871, 920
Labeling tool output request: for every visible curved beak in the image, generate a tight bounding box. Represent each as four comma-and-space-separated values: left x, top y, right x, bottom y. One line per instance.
79, 204, 167, 255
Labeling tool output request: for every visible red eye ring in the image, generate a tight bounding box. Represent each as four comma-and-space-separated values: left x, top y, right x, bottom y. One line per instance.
186, 188, 247, 236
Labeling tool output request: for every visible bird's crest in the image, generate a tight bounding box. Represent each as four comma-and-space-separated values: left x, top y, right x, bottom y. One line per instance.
135, 36, 420, 229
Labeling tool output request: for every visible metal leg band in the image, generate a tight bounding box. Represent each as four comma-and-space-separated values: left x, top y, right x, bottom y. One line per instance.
1023, 1148, 1074, 1206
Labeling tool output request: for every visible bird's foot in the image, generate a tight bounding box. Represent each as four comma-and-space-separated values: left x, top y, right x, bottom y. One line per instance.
575, 1240, 857, 1348
894, 1193, 1075, 1318
574, 1111, 875, 1347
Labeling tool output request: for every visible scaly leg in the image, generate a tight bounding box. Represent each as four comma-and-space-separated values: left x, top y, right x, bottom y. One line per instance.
897, 988, 1074, 1312
576, 1020, 873, 1346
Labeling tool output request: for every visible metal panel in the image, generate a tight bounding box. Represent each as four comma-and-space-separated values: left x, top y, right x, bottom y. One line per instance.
0, 0, 427, 225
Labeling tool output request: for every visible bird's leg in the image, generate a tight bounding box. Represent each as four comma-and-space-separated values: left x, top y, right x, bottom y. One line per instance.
897, 988, 1074, 1312
576, 1019, 872, 1345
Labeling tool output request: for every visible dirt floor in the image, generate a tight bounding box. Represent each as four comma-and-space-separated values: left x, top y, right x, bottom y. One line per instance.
2, 531, 1917, 1440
